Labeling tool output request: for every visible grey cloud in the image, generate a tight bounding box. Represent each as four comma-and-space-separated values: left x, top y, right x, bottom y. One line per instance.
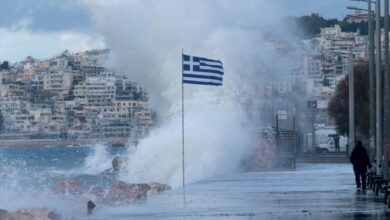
0, 0, 92, 31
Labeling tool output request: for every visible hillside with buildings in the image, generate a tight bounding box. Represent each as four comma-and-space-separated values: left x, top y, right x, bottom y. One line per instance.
0, 49, 154, 145
256, 22, 370, 153
0, 20, 373, 148
258, 24, 368, 118
286, 13, 372, 39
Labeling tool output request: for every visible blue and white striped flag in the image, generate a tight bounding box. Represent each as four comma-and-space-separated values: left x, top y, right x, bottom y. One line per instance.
182, 54, 224, 86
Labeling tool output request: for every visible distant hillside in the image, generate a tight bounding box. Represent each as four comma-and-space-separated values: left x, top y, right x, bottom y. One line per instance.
283, 13, 374, 39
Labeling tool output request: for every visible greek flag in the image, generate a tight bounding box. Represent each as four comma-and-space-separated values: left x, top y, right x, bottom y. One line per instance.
182, 54, 224, 86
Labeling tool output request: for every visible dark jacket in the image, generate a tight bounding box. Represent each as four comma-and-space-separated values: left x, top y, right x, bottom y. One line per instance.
350, 144, 371, 172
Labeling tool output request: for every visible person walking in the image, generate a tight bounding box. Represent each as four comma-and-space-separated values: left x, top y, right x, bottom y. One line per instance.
350, 140, 372, 191
334, 135, 340, 152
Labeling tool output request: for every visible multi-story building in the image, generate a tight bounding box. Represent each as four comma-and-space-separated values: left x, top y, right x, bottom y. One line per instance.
0, 96, 31, 113
85, 76, 116, 106
115, 76, 138, 100
31, 73, 44, 93
346, 10, 370, 24
43, 71, 73, 97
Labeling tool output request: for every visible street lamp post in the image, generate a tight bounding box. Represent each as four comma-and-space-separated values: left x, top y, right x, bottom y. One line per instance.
369, 0, 376, 163
349, 49, 355, 157
384, 0, 390, 179
376, 0, 382, 176
349, 1, 386, 176
346, 6, 361, 157
348, 1, 376, 160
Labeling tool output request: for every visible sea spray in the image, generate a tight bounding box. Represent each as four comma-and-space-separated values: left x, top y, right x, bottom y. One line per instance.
119, 105, 253, 187
81, 0, 302, 186
80, 0, 288, 115
82, 144, 113, 175
0, 148, 85, 216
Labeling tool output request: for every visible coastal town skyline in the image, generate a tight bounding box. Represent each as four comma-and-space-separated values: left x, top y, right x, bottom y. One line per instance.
0, 0, 350, 62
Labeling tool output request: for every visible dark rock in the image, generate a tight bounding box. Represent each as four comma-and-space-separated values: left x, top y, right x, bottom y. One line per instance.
81, 186, 104, 203
89, 186, 104, 197
112, 157, 122, 172
101, 156, 125, 176
47, 211, 61, 220
147, 182, 172, 196
105, 181, 151, 204
87, 200, 96, 215
52, 178, 83, 196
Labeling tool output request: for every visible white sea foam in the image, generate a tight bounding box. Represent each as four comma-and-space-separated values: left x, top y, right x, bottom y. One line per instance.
0, 153, 83, 217
119, 105, 253, 187
82, 144, 113, 175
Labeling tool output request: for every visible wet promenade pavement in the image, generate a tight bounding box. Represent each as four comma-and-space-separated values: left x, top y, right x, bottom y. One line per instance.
88, 163, 390, 219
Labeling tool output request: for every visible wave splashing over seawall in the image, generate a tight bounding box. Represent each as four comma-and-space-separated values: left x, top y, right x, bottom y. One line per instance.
81, 0, 301, 187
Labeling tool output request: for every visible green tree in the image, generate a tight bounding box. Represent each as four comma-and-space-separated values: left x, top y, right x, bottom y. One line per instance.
0, 61, 9, 70
284, 13, 375, 39
328, 61, 370, 138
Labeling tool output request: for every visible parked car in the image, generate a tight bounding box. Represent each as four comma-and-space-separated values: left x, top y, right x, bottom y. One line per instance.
316, 135, 347, 153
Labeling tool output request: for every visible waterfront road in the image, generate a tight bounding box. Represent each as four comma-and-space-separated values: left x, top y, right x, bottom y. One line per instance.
87, 163, 390, 219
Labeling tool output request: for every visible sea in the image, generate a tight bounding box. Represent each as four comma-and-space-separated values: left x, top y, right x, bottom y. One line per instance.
0, 144, 128, 218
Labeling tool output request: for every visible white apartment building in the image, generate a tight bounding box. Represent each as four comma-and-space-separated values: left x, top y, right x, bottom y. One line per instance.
83, 106, 131, 123
49, 56, 71, 72
4, 112, 35, 134
0, 97, 31, 113
347, 10, 369, 24
85, 76, 116, 106
82, 106, 131, 138
73, 81, 87, 101
0, 84, 23, 97
112, 100, 140, 112
32, 73, 44, 92
16, 62, 38, 82
31, 107, 52, 124
73, 49, 109, 68
43, 71, 73, 96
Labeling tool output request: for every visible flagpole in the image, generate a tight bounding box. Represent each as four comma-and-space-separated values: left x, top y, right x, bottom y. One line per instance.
181, 48, 186, 206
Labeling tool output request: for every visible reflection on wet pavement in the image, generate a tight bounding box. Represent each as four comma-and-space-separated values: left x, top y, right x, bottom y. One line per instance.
87, 163, 390, 219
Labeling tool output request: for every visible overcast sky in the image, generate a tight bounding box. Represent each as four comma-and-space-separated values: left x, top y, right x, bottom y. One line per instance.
0, 0, 351, 62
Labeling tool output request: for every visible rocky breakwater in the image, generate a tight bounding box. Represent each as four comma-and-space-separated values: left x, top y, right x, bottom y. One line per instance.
53, 179, 171, 205
0, 158, 172, 219
52, 178, 84, 196
105, 182, 151, 204
52, 157, 172, 215
0, 208, 60, 220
